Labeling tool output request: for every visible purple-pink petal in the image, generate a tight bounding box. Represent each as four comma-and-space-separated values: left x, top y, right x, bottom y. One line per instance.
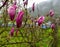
49, 9, 54, 17
7, 6, 16, 21
37, 16, 45, 26
51, 24, 55, 30
10, 27, 14, 36
16, 11, 24, 28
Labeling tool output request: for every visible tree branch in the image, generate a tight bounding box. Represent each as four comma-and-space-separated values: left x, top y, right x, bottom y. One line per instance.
0, 0, 8, 9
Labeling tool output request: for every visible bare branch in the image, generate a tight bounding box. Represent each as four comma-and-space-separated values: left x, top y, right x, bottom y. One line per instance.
0, 0, 8, 9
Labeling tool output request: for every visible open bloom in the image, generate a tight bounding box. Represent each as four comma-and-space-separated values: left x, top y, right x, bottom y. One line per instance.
49, 10, 54, 17
51, 23, 55, 30
10, 27, 14, 36
32, 3, 35, 12
37, 16, 45, 26
16, 11, 24, 28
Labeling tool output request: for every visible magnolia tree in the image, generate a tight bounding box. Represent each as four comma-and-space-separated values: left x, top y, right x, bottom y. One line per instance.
0, 0, 58, 47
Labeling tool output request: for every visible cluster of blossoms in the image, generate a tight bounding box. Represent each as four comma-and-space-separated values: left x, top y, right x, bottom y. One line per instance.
7, 0, 55, 36
7, 0, 24, 36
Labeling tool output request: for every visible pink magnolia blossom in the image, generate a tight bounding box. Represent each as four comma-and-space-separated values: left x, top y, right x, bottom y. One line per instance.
10, 27, 14, 36
16, 11, 24, 28
32, 3, 35, 12
49, 10, 54, 17
8, 6, 16, 21
38, 20, 43, 26
37, 16, 45, 26
7, 2, 17, 21
51, 23, 55, 30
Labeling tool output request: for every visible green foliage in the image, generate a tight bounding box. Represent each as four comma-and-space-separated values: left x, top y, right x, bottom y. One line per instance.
0, 27, 59, 47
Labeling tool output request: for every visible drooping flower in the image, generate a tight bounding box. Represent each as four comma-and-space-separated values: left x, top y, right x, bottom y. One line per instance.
16, 11, 24, 28
49, 10, 54, 17
10, 27, 14, 36
51, 23, 55, 31
37, 16, 45, 26
32, 3, 35, 12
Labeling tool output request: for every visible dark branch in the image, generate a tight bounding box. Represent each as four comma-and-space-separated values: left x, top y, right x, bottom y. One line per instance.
0, 0, 8, 9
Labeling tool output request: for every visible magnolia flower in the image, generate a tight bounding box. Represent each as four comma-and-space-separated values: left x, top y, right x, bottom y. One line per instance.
16, 11, 24, 28
7, 1, 17, 21
49, 10, 54, 17
51, 23, 55, 31
10, 27, 14, 36
8, 6, 16, 21
32, 3, 35, 12
37, 16, 45, 26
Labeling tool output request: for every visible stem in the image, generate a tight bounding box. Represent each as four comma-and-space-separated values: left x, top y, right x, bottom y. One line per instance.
24, 6, 27, 26
12, 21, 14, 27
5, 1, 8, 27
51, 20, 58, 47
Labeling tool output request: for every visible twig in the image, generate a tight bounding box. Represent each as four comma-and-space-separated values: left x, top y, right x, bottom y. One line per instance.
0, 0, 8, 9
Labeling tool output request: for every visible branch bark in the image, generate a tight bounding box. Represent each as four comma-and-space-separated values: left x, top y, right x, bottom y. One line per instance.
0, 0, 8, 9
